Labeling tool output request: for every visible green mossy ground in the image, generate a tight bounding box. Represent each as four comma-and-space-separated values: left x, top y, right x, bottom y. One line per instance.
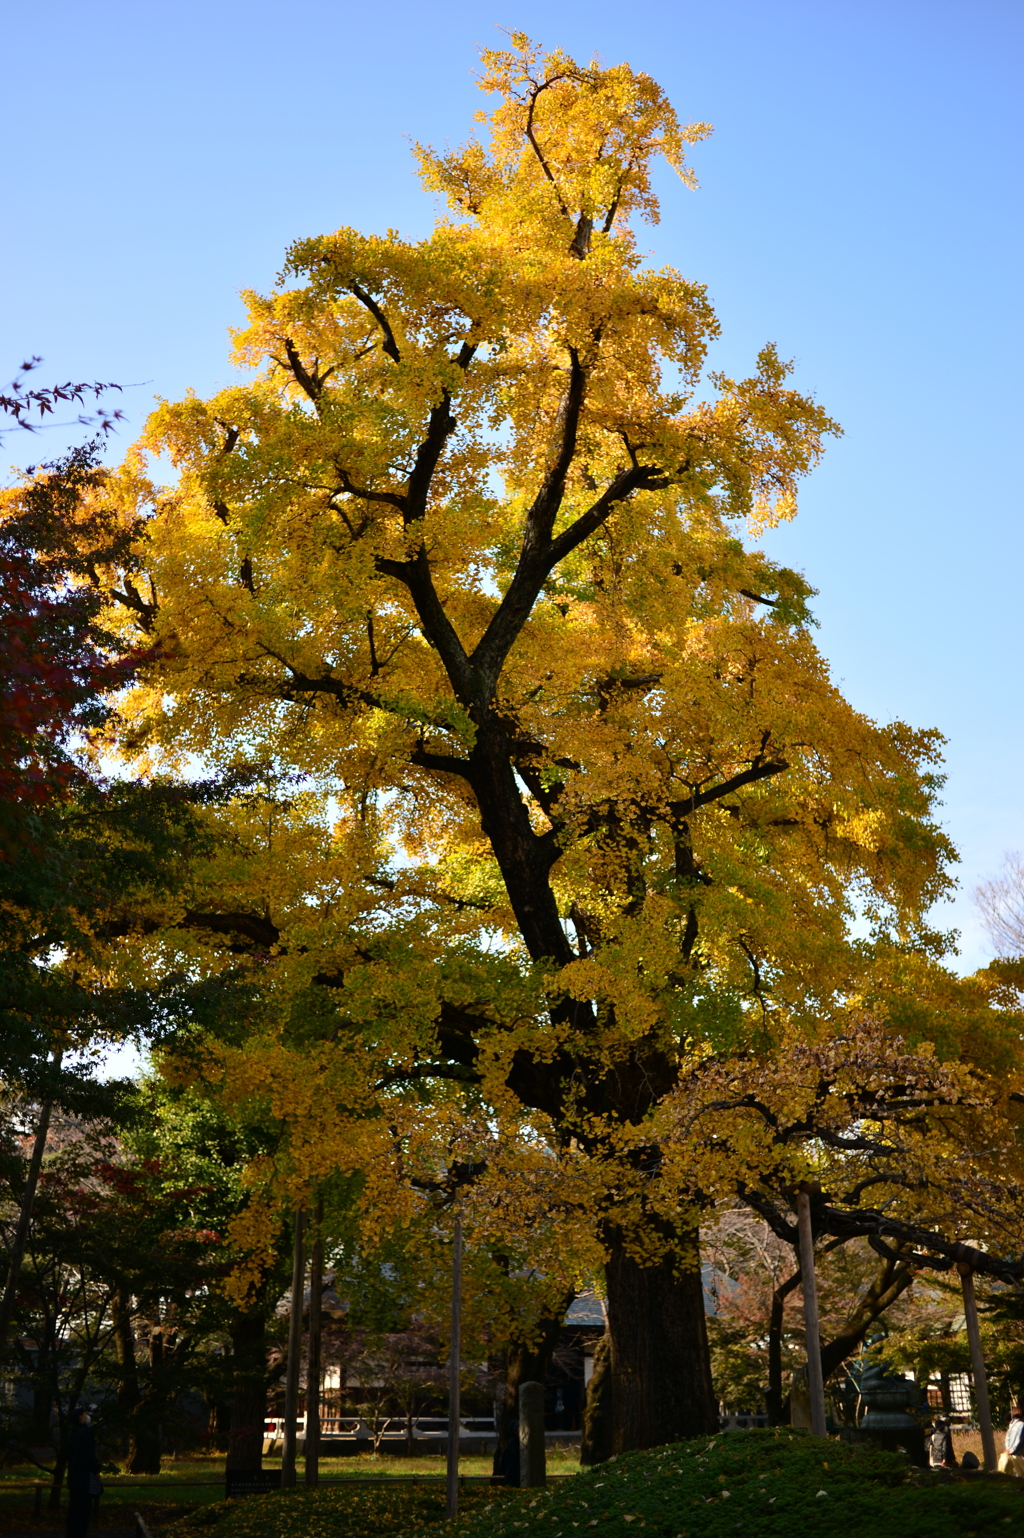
160, 1431, 1024, 1538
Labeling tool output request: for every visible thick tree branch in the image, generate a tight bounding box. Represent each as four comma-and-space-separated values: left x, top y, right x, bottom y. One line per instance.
257, 660, 383, 714
180, 910, 281, 949
407, 746, 474, 781
347, 284, 401, 363
281, 339, 336, 405
109, 577, 158, 632
471, 461, 664, 693
375, 1061, 482, 1090
524, 77, 573, 220
264, 659, 475, 744
668, 759, 790, 823
404, 343, 476, 522
818, 1255, 916, 1383
376, 550, 477, 703
101, 908, 283, 952
529, 348, 587, 546
215, 422, 239, 457
740, 1185, 1024, 1286
405, 395, 456, 522
334, 465, 407, 513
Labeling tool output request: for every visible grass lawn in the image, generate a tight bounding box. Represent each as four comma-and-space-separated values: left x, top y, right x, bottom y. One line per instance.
0, 1448, 579, 1530
150, 1430, 1024, 1538
260, 1446, 582, 1479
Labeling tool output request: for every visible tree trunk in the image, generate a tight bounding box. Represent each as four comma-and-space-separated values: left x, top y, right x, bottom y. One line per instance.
29, 1314, 58, 1445
765, 1272, 801, 1426
112, 1288, 139, 1419
959, 1265, 997, 1471
112, 1290, 159, 1474
492, 1297, 572, 1477
125, 1323, 163, 1476
603, 1224, 717, 1454
49, 1363, 91, 1509
226, 1310, 268, 1474
0, 1087, 56, 1370
580, 1335, 612, 1465
48, 1446, 66, 1512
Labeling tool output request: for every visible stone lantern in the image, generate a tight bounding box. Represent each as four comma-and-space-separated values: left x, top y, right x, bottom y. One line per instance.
859, 1363, 927, 1466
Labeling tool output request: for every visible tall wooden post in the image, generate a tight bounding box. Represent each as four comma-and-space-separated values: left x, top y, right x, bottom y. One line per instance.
957, 1264, 997, 1470
446, 1208, 463, 1521
281, 1210, 306, 1488
304, 1197, 324, 1487
795, 1186, 827, 1437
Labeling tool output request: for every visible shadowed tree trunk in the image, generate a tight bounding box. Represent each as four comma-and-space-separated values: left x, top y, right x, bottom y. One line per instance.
0, 1080, 58, 1370
604, 1221, 717, 1452
580, 1334, 612, 1465
492, 1296, 574, 1478
766, 1269, 803, 1425
226, 1310, 268, 1474
112, 1289, 160, 1474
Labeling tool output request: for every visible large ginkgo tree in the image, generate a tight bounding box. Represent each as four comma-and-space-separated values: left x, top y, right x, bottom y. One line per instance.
114, 37, 955, 1449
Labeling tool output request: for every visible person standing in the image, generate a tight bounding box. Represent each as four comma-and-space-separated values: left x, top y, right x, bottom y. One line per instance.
65, 1406, 100, 1538
999, 1405, 1024, 1476
928, 1414, 957, 1469
497, 1417, 520, 1487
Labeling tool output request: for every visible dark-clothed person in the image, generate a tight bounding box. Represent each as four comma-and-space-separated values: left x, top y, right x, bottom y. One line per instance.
65, 1409, 100, 1538
929, 1415, 957, 1469
498, 1418, 521, 1487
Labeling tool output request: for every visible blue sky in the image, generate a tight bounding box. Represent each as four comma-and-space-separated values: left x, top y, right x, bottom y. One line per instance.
4, 0, 1021, 969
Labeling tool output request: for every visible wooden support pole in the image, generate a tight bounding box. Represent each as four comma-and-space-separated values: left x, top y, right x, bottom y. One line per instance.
281, 1210, 306, 1488
795, 1187, 827, 1437
304, 1197, 323, 1487
446, 1209, 463, 1521
958, 1264, 997, 1470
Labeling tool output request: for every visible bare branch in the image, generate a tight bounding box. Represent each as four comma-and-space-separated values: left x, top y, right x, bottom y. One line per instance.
975, 851, 1024, 957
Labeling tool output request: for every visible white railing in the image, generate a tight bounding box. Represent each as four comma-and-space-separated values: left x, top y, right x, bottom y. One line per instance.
263, 1414, 496, 1441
